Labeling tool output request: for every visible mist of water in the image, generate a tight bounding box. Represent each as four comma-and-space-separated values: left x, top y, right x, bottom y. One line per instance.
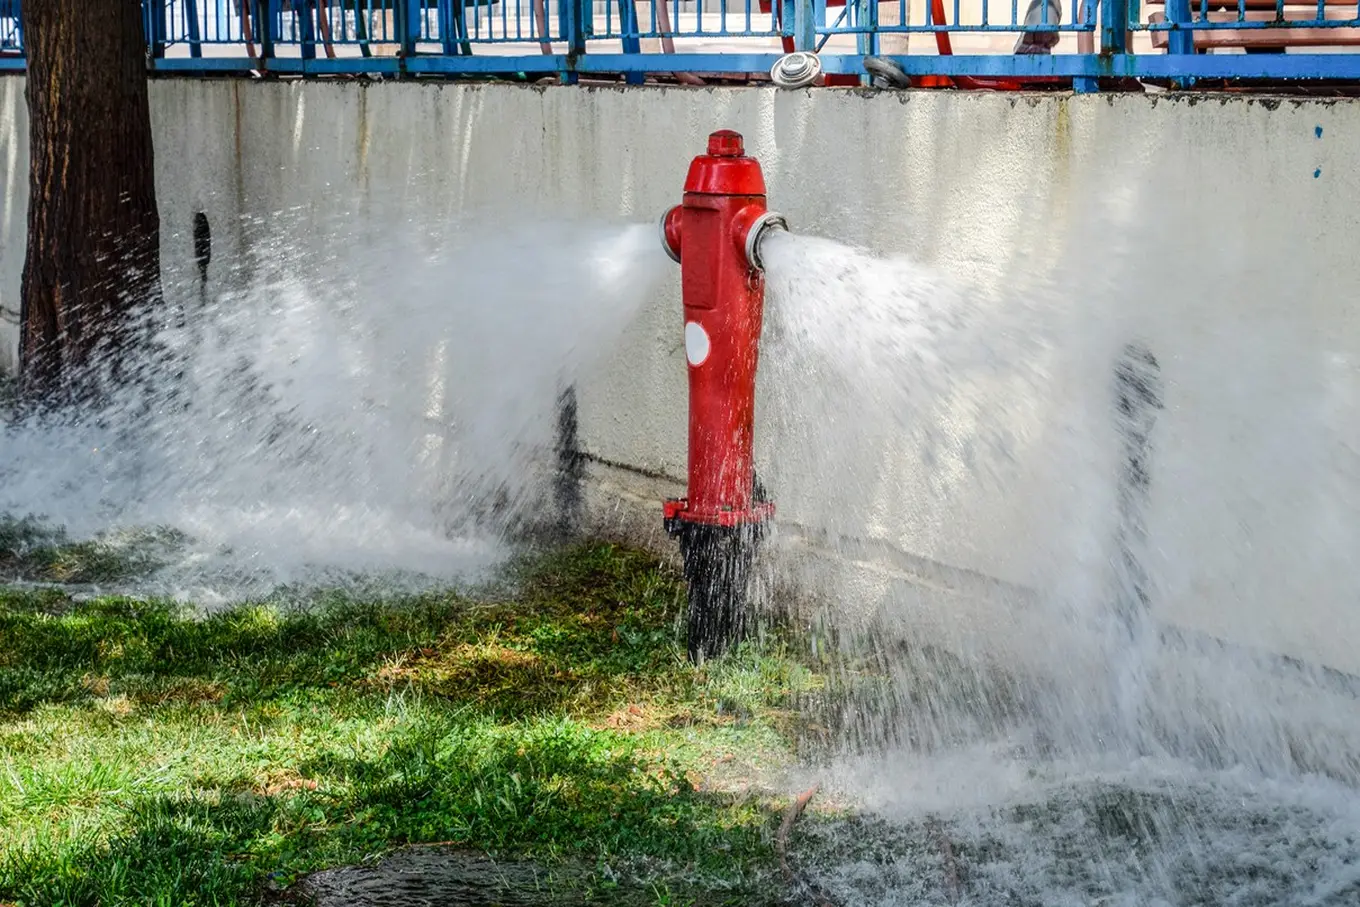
0, 216, 665, 603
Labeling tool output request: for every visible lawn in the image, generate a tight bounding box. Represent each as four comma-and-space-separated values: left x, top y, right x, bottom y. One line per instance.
0, 535, 832, 906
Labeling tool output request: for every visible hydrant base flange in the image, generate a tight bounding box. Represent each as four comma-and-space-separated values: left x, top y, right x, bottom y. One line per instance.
662, 497, 775, 531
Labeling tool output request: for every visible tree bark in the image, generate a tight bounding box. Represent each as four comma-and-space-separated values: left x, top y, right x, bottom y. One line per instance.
19, 0, 161, 407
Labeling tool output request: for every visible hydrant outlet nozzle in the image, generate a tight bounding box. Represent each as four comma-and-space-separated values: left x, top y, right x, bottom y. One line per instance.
743, 210, 789, 272
661, 205, 683, 264
770, 51, 822, 89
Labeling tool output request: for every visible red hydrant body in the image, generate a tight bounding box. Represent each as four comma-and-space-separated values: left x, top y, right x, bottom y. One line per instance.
661, 130, 782, 531
660, 130, 786, 663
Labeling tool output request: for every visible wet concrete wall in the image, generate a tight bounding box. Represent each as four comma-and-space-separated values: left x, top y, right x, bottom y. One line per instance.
0, 77, 23, 377
3, 79, 1359, 679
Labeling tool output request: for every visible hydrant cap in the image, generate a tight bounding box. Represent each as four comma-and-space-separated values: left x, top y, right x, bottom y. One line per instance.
707, 130, 744, 158
684, 129, 767, 196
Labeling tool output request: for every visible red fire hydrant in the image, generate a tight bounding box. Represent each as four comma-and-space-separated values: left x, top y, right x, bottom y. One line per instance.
659, 129, 787, 664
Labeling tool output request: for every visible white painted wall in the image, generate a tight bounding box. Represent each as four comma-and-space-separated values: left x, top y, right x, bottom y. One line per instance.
3, 79, 1360, 683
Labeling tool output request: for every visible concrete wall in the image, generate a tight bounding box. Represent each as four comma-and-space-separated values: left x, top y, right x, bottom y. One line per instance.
0, 77, 22, 376
4, 79, 1360, 682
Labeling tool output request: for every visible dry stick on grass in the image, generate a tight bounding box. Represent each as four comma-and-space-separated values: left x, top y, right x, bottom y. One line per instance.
775, 784, 819, 880
926, 817, 962, 904
775, 783, 838, 906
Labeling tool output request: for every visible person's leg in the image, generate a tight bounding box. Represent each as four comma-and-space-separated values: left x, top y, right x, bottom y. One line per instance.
1014, 0, 1062, 54
9, 0, 23, 49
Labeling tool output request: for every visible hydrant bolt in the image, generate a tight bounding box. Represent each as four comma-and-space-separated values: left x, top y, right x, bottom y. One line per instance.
707, 129, 745, 157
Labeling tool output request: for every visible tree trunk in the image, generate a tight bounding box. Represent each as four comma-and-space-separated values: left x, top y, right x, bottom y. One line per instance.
19, 0, 161, 407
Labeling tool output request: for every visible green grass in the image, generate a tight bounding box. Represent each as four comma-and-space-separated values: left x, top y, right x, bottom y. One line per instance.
0, 541, 827, 906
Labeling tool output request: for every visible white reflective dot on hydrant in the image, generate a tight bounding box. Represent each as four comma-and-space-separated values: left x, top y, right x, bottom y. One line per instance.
685, 321, 711, 366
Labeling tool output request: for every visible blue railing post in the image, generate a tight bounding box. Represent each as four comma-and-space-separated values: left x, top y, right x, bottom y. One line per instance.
349, 0, 374, 58
794, 0, 815, 49
185, 0, 204, 58
1101, 0, 1127, 53
1166, 0, 1194, 57
563, 0, 586, 84
397, 0, 422, 66
3, 0, 22, 52
855, 0, 876, 57
438, 0, 465, 56
258, 0, 277, 62
619, 0, 643, 85
145, 0, 168, 59
298, 0, 319, 60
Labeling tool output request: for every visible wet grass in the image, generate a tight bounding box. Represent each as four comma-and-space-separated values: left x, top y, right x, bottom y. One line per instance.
0, 513, 188, 585
0, 540, 825, 907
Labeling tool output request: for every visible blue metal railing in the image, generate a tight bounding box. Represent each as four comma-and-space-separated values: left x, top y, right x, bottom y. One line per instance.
817, 0, 1096, 40
4, 0, 1360, 85
0, 0, 19, 52
1133, 0, 1360, 52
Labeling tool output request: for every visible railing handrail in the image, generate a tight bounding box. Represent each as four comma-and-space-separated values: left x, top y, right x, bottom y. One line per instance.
4, 0, 1360, 88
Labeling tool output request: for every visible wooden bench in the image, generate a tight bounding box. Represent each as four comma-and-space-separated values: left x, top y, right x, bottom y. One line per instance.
1145, 0, 1360, 50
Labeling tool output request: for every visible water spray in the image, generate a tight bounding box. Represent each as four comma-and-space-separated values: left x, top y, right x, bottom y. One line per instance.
658, 130, 787, 664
